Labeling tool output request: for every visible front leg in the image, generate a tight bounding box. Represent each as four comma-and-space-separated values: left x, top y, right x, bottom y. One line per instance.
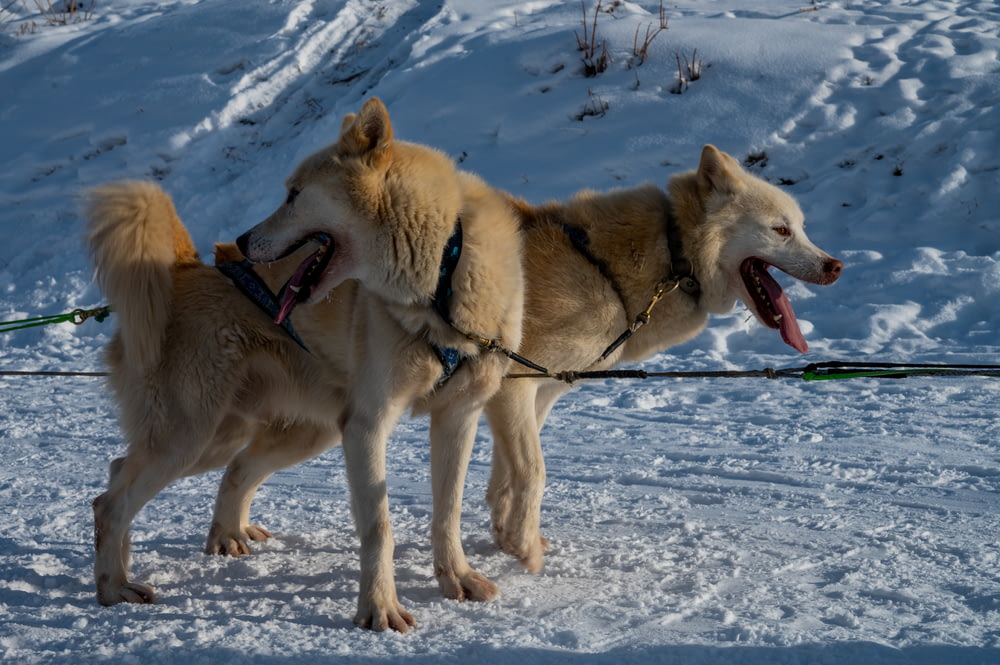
430, 400, 498, 602
341, 398, 416, 633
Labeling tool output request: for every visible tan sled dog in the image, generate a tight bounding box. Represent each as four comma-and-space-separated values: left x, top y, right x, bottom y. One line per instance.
203, 145, 841, 584
86, 98, 523, 632
485, 145, 842, 571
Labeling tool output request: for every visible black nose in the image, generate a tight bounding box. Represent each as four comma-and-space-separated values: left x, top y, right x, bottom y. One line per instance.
236, 231, 251, 257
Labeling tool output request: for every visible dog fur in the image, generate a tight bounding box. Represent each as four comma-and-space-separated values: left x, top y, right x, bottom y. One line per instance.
204, 144, 842, 586
85, 98, 523, 632
485, 145, 842, 571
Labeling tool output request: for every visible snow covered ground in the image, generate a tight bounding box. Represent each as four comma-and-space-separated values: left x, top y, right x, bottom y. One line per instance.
1, 0, 999, 662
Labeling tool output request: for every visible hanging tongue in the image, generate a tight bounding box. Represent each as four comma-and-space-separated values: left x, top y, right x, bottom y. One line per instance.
739, 258, 808, 353
275, 235, 332, 324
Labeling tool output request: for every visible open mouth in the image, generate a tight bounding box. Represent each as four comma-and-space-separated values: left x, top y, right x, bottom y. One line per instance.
274, 233, 334, 324
739, 257, 808, 353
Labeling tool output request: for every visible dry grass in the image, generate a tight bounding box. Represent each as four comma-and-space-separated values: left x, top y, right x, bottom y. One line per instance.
2, 0, 95, 33
574, 0, 609, 77
631, 0, 667, 66
34, 0, 94, 25
573, 89, 609, 121
670, 48, 703, 94
1, 0, 23, 32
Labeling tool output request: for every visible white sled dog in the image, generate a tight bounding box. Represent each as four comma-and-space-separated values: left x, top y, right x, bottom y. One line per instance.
205, 144, 841, 582
86, 98, 523, 632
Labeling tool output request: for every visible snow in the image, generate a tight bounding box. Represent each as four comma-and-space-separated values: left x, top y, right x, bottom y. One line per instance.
1, 0, 999, 662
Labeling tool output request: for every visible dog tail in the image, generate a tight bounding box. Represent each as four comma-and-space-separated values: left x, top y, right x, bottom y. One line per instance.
85, 181, 200, 371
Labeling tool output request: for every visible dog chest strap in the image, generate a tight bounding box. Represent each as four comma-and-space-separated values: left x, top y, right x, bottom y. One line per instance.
595, 200, 700, 361
217, 260, 309, 352
430, 343, 464, 386
558, 223, 630, 309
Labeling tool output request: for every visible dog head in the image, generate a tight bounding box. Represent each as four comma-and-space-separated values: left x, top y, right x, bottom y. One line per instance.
676, 145, 842, 353
236, 97, 463, 323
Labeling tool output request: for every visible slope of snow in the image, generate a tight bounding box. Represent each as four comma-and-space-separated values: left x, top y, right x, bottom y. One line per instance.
0, 1, 998, 663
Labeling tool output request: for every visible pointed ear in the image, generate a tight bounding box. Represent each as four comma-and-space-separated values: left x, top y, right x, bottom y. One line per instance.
213, 242, 244, 265
697, 144, 744, 196
720, 148, 743, 171
337, 112, 358, 140
336, 97, 393, 167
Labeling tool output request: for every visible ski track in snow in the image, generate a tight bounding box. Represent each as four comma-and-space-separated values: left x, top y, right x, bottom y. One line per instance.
1, 1, 999, 663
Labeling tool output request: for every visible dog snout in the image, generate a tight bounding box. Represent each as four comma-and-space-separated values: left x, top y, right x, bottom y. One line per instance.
821, 257, 843, 284
235, 231, 251, 257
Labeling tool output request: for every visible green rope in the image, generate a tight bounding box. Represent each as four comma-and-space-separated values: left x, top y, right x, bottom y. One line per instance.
1, 307, 998, 383
0, 370, 108, 377
508, 361, 1000, 383
801, 362, 1000, 381
0, 306, 111, 334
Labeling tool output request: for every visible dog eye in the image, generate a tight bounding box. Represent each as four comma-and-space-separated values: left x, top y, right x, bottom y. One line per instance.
773, 226, 792, 238
285, 188, 300, 206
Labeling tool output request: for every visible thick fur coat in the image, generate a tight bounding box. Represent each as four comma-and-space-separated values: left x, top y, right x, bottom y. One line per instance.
86, 98, 523, 632
206, 145, 841, 589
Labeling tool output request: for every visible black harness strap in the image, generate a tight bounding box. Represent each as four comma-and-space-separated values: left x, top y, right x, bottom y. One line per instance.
556, 200, 702, 363
217, 260, 309, 352
430, 344, 463, 385
559, 223, 630, 314
432, 220, 464, 325
663, 200, 701, 298
429, 220, 466, 384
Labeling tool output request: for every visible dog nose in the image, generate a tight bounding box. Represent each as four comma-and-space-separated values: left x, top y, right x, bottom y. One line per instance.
824, 258, 843, 283
236, 231, 251, 257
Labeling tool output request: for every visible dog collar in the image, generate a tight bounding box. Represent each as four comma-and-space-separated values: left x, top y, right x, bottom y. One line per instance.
427, 218, 466, 385
217, 260, 310, 352
663, 199, 701, 298
432, 218, 463, 325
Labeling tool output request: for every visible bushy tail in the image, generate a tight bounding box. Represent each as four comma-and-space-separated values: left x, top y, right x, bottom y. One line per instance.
85, 181, 200, 371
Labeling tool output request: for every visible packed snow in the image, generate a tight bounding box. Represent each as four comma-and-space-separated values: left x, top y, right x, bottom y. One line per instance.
1, 1, 998, 663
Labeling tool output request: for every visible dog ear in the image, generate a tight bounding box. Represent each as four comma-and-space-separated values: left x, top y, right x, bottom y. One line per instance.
338, 113, 358, 139
697, 144, 745, 197
213, 242, 245, 265
337, 98, 393, 168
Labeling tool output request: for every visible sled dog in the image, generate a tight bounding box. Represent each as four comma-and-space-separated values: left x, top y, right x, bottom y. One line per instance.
485, 145, 842, 571
206, 146, 841, 591
86, 98, 523, 632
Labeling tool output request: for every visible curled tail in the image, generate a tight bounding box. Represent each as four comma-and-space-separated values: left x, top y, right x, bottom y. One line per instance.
85, 181, 200, 371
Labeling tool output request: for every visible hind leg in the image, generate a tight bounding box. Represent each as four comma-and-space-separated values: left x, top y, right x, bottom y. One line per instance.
93, 451, 188, 605
206, 421, 341, 556
485, 380, 559, 573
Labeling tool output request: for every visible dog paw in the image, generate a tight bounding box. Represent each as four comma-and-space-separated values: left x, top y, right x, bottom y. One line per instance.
243, 524, 273, 542
204, 522, 272, 557
437, 568, 500, 603
98, 582, 156, 606
353, 602, 417, 633
496, 530, 549, 573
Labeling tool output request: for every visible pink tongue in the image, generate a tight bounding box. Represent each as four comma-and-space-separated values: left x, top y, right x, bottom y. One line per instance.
275, 289, 298, 325
274, 247, 323, 324
757, 268, 808, 353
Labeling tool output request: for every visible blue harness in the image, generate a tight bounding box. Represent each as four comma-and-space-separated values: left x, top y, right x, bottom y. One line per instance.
217, 260, 309, 352
219, 220, 466, 384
